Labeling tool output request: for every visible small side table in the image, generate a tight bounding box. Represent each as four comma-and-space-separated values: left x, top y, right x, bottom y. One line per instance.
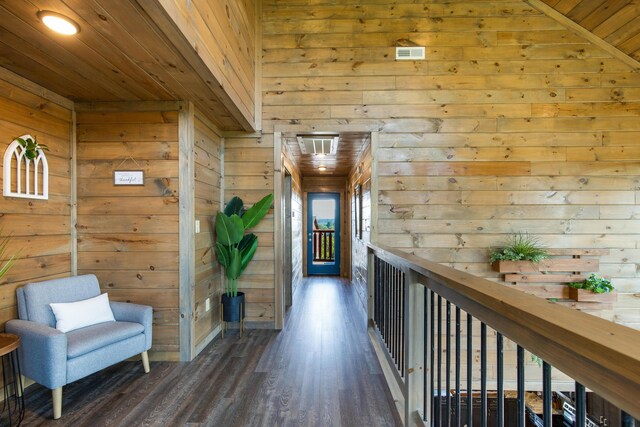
0, 333, 24, 426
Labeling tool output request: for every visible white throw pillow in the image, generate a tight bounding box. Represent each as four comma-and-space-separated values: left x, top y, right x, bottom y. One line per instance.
50, 293, 116, 333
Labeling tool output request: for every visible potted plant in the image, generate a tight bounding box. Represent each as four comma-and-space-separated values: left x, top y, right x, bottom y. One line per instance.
568, 274, 616, 302
490, 233, 549, 273
214, 193, 273, 327
15, 135, 48, 160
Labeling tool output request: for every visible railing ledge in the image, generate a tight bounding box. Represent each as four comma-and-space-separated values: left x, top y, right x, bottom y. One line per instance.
368, 242, 640, 419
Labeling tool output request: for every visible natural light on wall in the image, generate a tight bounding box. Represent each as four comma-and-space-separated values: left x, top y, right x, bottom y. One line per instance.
37, 11, 80, 35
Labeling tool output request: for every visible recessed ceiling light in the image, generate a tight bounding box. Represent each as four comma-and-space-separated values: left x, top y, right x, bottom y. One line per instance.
318, 166, 327, 171
37, 11, 80, 35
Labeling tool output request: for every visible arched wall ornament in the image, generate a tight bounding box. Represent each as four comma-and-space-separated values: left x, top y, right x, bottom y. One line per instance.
3, 134, 49, 200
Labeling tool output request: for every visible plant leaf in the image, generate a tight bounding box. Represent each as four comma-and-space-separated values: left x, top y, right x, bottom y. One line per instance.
215, 242, 231, 268
227, 247, 242, 280
215, 212, 244, 246
242, 193, 273, 229
224, 196, 245, 217
239, 235, 258, 272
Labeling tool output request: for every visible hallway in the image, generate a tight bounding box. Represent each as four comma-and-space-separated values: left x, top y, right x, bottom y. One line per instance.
20, 277, 401, 426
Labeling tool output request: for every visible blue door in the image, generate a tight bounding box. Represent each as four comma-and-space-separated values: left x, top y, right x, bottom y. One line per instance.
307, 192, 340, 275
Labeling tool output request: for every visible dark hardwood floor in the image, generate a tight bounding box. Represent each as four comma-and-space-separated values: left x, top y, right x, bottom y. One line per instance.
20, 277, 402, 426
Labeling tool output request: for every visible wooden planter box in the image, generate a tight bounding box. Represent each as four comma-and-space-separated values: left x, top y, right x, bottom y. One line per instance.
491, 258, 597, 274
492, 250, 611, 303
568, 288, 617, 303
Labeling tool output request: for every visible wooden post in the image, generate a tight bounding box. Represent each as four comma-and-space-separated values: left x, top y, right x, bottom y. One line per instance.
405, 269, 425, 425
70, 109, 78, 276
274, 131, 284, 330
178, 101, 196, 361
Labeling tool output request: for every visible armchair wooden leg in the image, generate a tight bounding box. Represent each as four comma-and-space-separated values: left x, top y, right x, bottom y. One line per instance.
52, 387, 62, 420
141, 351, 150, 373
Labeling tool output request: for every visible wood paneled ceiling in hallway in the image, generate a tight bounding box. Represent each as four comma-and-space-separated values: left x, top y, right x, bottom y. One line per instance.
539, 0, 640, 62
282, 132, 369, 177
0, 1, 250, 131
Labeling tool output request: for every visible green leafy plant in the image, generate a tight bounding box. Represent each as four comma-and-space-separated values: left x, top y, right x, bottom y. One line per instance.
490, 233, 549, 263
568, 273, 614, 294
0, 230, 19, 281
15, 135, 48, 160
214, 194, 273, 297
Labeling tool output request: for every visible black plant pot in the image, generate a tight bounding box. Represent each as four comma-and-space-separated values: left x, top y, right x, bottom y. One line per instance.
221, 292, 245, 322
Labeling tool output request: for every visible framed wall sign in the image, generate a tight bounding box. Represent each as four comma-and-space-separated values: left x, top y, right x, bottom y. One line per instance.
114, 170, 144, 186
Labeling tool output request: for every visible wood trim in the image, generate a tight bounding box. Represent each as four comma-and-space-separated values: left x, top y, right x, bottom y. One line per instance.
368, 325, 406, 425
221, 131, 263, 138
274, 131, 284, 329
138, 0, 255, 131
369, 242, 640, 419
0, 66, 74, 110
527, 0, 640, 71
254, 0, 263, 131
370, 132, 379, 244
194, 324, 222, 355
74, 101, 184, 112
179, 101, 196, 361
70, 109, 78, 276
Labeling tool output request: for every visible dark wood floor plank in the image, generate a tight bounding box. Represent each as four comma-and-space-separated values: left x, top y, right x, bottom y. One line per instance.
20, 277, 401, 426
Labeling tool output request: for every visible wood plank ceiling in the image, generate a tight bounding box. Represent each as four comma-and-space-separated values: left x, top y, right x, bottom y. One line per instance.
540, 0, 640, 61
0, 1, 250, 131
283, 132, 369, 177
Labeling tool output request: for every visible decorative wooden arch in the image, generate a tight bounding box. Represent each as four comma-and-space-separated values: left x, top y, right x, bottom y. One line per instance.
3, 134, 49, 200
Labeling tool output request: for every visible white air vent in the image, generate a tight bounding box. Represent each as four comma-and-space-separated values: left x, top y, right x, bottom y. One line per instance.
395, 46, 425, 60
297, 136, 338, 155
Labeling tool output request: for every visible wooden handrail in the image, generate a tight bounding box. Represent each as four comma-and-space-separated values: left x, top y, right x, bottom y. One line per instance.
368, 242, 640, 419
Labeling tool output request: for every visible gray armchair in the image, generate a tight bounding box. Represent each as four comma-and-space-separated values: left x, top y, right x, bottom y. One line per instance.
6, 274, 152, 419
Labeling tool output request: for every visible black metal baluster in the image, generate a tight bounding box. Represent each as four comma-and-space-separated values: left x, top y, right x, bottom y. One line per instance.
391, 266, 396, 364
395, 268, 400, 369
481, 323, 487, 427
455, 306, 461, 427
374, 257, 379, 327
437, 295, 442, 426
543, 362, 552, 427
386, 262, 391, 349
467, 313, 473, 427
445, 301, 451, 427
430, 290, 436, 425
400, 271, 405, 376
517, 345, 525, 427
424, 288, 429, 422
497, 333, 504, 427
384, 262, 389, 345
575, 382, 586, 427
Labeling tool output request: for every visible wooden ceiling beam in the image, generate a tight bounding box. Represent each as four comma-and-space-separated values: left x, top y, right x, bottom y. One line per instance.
528, 0, 640, 71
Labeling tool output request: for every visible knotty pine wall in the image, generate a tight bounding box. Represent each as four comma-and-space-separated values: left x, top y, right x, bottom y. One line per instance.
262, 0, 640, 328
76, 107, 181, 360
158, 0, 257, 128
283, 149, 303, 300
193, 110, 223, 350
0, 70, 73, 330
348, 142, 373, 313
224, 134, 275, 325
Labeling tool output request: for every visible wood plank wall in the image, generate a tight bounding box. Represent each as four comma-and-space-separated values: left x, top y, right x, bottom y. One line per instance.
193, 109, 223, 350
261, 0, 640, 328
0, 71, 73, 329
76, 106, 181, 360
301, 176, 349, 278
282, 148, 303, 300
224, 134, 275, 325
158, 0, 257, 128
348, 143, 372, 312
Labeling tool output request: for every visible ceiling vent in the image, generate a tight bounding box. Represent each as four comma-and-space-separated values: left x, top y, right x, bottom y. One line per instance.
395, 46, 425, 60
297, 136, 339, 155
